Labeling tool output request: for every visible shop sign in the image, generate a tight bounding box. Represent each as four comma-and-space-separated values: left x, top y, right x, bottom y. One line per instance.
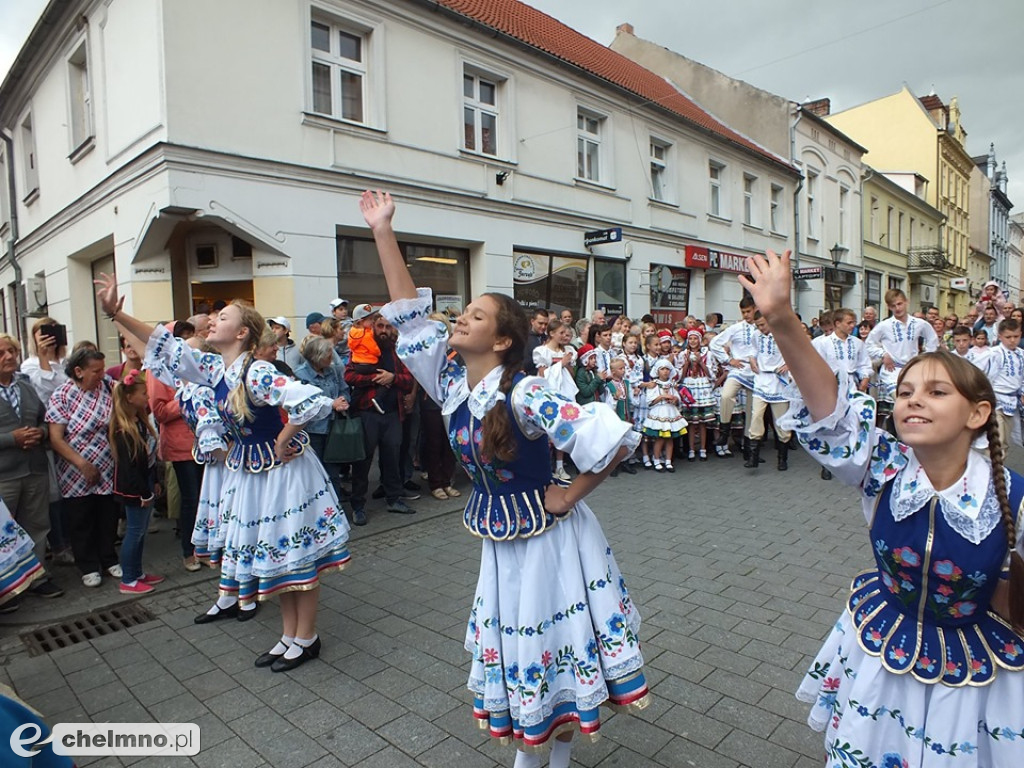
793, 267, 824, 280
584, 227, 622, 247
824, 268, 857, 287
649, 263, 691, 324
684, 245, 751, 275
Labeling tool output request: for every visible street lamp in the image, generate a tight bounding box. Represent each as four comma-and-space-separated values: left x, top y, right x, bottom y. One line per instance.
829, 243, 848, 269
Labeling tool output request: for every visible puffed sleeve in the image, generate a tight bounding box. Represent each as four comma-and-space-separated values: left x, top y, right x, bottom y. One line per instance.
778, 380, 910, 508
381, 287, 462, 405
144, 324, 224, 388
179, 383, 227, 458
245, 360, 333, 426
512, 376, 640, 474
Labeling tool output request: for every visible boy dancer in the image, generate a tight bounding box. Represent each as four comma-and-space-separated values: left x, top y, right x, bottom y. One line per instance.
710, 295, 758, 459
746, 312, 796, 471
983, 318, 1024, 454
865, 289, 939, 427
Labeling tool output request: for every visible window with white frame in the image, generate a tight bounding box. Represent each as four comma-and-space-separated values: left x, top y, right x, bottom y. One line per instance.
898, 212, 905, 253
463, 68, 499, 156
838, 185, 849, 244
869, 196, 879, 243
770, 184, 783, 232
20, 113, 39, 200
709, 160, 725, 217
743, 173, 757, 226
886, 205, 895, 248
576, 109, 604, 183
310, 15, 367, 123
909, 216, 915, 249
649, 138, 669, 201
67, 39, 93, 151
805, 169, 818, 238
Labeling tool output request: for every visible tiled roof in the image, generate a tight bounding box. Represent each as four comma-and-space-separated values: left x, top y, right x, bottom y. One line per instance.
918, 94, 945, 112
431, 0, 794, 172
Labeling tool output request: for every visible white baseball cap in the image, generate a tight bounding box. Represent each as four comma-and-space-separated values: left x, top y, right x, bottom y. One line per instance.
329, 298, 348, 309
267, 316, 291, 332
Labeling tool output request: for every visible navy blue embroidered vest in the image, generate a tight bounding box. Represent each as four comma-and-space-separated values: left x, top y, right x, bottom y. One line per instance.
848, 472, 1024, 686
450, 374, 567, 541
214, 374, 308, 473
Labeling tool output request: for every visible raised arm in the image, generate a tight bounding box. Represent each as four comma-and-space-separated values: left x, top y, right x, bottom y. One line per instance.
359, 190, 417, 301
94, 273, 157, 343
737, 250, 836, 421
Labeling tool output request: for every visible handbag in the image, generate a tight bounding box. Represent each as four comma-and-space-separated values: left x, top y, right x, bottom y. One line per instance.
323, 412, 366, 464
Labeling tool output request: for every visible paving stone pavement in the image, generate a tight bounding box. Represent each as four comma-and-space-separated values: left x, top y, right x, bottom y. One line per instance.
4, 446, 1023, 768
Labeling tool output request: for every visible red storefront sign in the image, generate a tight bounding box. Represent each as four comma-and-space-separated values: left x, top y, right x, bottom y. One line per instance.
684, 245, 751, 275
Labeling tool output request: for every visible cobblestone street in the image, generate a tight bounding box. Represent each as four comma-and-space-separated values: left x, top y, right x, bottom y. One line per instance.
7, 446, 1020, 768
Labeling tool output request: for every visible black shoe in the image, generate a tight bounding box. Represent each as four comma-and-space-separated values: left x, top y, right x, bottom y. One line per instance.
0, 597, 20, 614
777, 448, 789, 471
821, 467, 833, 480
609, 468, 619, 477
352, 507, 367, 526
620, 462, 637, 475
30, 580, 64, 599
744, 441, 761, 469
371, 486, 386, 500
194, 602, 239, 624
387, 500, 417, 515
237, 603, 260, 622
403, 480, 421, 492
271, 637, 321, 672
255, 645, 288, 668
374, 485, 419, 501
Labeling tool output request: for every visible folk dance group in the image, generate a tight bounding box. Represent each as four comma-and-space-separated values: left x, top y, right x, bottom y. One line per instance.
5, 193, 1018, 767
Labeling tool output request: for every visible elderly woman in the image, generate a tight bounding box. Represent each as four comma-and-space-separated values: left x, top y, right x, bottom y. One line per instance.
0, 333, 62, 599
45, 348, 119, 588
293, 337, 351, 495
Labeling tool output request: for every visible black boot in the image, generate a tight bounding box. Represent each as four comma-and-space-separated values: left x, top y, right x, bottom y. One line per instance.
741, 436, 751, 464
715, 424, 730, 447
777, 444, 788, 471
744, 439, 760, 468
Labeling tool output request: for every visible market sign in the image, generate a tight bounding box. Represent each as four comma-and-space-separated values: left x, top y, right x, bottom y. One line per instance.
793, 267, 824, 280
684, 245, 751, 274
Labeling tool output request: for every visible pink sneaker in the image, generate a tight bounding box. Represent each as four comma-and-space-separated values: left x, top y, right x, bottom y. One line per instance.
120, 581, 155, 595
140, 573, 165, 585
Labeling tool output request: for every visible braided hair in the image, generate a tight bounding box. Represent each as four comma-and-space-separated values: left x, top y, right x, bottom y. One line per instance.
900, 352, 1023, 631
478, 293, 529, 464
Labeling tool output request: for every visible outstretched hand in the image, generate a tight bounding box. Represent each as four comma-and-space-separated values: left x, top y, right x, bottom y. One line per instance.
94, 272, 124, 317
359, 190, 395, 232
737, 250, 793, 321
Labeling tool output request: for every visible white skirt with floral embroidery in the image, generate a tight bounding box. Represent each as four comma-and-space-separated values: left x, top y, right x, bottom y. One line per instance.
797, 610, 1024, 767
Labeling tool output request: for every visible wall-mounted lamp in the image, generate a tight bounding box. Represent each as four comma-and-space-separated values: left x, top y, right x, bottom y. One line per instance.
829, 243, 848, 269
495, 171, 510, 186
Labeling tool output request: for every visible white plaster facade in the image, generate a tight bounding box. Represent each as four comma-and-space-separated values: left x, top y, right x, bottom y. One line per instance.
0, 0, 798, 355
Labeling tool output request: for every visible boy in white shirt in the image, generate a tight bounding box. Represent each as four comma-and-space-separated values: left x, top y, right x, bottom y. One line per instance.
983, 318, 1024, 453
709, 295, 758, 459
865, 288, 939, 426
746, 313, 795, 471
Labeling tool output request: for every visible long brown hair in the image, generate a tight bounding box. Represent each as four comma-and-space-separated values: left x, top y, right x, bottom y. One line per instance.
109, 378, 157, 464
225, 301, 267, 424
479, 293, 529, 464
899, 352, 1024, 631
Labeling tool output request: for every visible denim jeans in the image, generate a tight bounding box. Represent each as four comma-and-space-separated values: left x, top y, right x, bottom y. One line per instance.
172, 460, 203, 558
120, 504, 151, 584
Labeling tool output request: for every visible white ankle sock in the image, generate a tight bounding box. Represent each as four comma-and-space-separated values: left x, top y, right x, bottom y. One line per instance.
207, 595, 237, 614
240, 602, 256, 612
269, 634, 294, 656
513, 750, 541, 768
555, 460, 564, 471
283, 634, 318, 660
549, 738, 573, 768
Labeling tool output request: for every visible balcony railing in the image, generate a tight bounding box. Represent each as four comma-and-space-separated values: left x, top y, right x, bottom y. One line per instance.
906, 246, 949, 272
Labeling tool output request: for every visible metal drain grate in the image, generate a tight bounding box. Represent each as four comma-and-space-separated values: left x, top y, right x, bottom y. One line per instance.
20, 602, 155, 656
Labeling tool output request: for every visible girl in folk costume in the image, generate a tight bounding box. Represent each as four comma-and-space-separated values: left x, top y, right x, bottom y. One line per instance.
362, 191, 648, 768
534, 320, 578, 482
742, 249, 1024, 768
678, 330, 715, 462
602, 359, 638, 476
620, 334, 652, 467
0, 496, 44, 614
642, 360, 687, 472
96, 277, 351, 673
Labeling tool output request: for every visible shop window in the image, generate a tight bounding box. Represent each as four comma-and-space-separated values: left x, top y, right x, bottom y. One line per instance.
513, 252, 588, 319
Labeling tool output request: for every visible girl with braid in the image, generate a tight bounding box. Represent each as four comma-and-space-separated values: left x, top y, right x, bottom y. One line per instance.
361, 191, 648, 768
94, 278, 351, 673
740, 250, 1024, 767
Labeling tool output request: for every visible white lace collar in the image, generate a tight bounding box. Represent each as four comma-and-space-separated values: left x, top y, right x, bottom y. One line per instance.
890, 446, 1009, 544
441, 364, 506, 420
221, 354, 248, 388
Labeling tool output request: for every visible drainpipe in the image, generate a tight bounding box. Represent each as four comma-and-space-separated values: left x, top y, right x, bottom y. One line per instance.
790, 106, 804, 316
1, 128, 22, 338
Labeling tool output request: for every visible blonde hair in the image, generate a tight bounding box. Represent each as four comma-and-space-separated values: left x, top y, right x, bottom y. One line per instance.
0, 333, 21, 357
225, 301, 267, 424
29, 317, 63, 355
108, 378, 157, 465
319, 317, 338, 339
428, 311, 453, 336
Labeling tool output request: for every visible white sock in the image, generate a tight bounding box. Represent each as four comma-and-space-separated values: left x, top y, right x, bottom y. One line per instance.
555, 460, 564, 471
124, 580, 138, 588
513, 750, 541, 768
269, 634, 294, 656
207, 595, 237, 614
240, 602, 256, 612
549, 738, 573, 768
283, 634, 318, 660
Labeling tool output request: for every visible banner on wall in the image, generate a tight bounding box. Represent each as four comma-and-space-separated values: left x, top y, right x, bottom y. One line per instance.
684, 245, 751, 275
649, 263, 691, 325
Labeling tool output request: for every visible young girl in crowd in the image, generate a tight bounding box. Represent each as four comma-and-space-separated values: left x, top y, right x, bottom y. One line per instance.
642, 360, 686, 472
678, 330, 715, 461
534, 320, 577, 482
620, 334, 650, 467
109, 372, 164, 595
573, 344, 606, 405
95, 278, 351, 673
361, 190, 648, 768
740, 249, 1024, 767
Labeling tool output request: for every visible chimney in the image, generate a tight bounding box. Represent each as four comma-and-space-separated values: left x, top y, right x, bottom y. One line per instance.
803, 97, 831, 117
616, 22, 634, 36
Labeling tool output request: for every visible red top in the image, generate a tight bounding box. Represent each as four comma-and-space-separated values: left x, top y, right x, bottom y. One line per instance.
147, 376, 194, 462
